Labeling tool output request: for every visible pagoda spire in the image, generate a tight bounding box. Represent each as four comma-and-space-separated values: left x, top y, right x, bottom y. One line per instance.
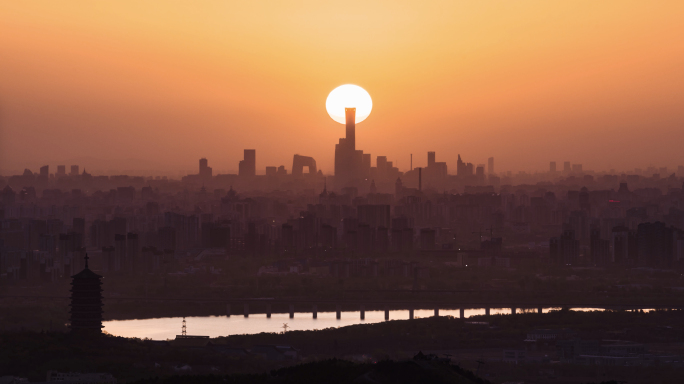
70, 255, 104, 334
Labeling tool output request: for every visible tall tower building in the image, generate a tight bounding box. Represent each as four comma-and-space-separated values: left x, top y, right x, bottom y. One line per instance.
345, 108, 355, 150
114, 234, 126, 273
127, 233, 139, 275
377, 156, 388, 176
334, 108, 365, 188
427, 152, 436, 167
239, 150, 256, 177
476, 165, 485, 181
199, 158, 212, 179
550, 161, 557, 173
487, 157, 494, 175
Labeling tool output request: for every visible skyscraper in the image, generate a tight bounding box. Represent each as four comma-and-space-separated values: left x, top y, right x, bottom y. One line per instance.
199, 158, 212, 179
563, 161, 571, 173
239, 150, 256, 177
550, 229, 579, 265
457, 155, 466, 176
127, 233, 139, 274
377, 156, 388, 177
38, 165, 49, 186
550, 161, 557, 173
345, 108, 355, 149
334, 108, 365, 188
423, 151, 447, 186
70, 165, 79, 176
476, 165, 485, 182
487, 157, 494, 175
465, 162, 474, 176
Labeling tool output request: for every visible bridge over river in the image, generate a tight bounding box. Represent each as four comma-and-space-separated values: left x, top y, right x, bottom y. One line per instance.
3, 295, 682, 321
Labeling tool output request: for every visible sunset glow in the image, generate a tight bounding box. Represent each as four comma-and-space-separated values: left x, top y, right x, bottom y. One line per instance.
3, 3, 684, 379
1, 1, 684, 174
326, 85, 373, 125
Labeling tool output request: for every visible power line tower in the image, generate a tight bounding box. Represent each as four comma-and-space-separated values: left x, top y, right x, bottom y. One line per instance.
475, 360, 485, 376
281, 323, 289, 333
182, 317, 187, 336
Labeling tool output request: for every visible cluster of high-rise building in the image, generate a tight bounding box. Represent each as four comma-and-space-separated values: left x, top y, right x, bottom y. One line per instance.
2, 165, 684, 283
550, 184, 684, 268
2, 107, 684, 281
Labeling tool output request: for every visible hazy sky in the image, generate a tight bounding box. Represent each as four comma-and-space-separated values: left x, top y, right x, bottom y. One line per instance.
1, 1, 683, 176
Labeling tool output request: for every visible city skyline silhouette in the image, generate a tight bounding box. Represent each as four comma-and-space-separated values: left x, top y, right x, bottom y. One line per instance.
2, 2, 684, 175
3, 3, 684, 383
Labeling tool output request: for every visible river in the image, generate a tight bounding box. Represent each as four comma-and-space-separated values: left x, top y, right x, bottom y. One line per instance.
103, 307, 635, 340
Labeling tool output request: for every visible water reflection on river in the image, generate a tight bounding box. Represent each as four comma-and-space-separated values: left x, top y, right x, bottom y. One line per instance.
103, 307, 640, 340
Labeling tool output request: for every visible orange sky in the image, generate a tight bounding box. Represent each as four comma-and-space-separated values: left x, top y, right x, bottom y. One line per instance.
1, 1, 683, 176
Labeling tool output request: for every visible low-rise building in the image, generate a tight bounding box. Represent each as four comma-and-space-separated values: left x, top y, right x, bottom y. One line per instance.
526, 328, 574, 341
503, 349, 526, 364
250, 345, 299, 361
46, 371, 117, 383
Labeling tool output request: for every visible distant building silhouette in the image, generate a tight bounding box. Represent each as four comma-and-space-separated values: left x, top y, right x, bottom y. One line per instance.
637, 222, 675, 267
239, 149, 256, 177
457, 155, 466, 176
611, 226, 637, 264
199, 158, 212, 180
423, 151, 447, 187
335, 108, 366, 188
590, 228, 609, 265
476, 164, 485, 182
277, 165, 287, 176
550, 161, 556, 173
292, 155, 317, 177
550, 229, 579, 265
395, 177, 403, 197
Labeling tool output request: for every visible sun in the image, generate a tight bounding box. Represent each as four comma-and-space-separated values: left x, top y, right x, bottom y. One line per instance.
326, 84, 373, 124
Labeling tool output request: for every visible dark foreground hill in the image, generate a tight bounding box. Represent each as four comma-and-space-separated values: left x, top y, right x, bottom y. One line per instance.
130, 358, 489, 384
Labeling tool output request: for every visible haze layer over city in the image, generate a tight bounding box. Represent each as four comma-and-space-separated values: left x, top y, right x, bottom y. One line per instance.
2, 2, 684, 384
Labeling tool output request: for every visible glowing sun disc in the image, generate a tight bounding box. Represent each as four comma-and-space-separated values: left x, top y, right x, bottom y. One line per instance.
326, 84, 372, 124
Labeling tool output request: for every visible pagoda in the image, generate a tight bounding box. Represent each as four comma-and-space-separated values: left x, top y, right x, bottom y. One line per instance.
69, 253, 104, 333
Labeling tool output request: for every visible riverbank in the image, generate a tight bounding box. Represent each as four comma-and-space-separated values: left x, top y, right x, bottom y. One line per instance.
3, 310, 684, 383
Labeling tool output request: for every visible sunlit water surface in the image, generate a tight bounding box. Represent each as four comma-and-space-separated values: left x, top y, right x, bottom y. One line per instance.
103, 307, 647, 340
